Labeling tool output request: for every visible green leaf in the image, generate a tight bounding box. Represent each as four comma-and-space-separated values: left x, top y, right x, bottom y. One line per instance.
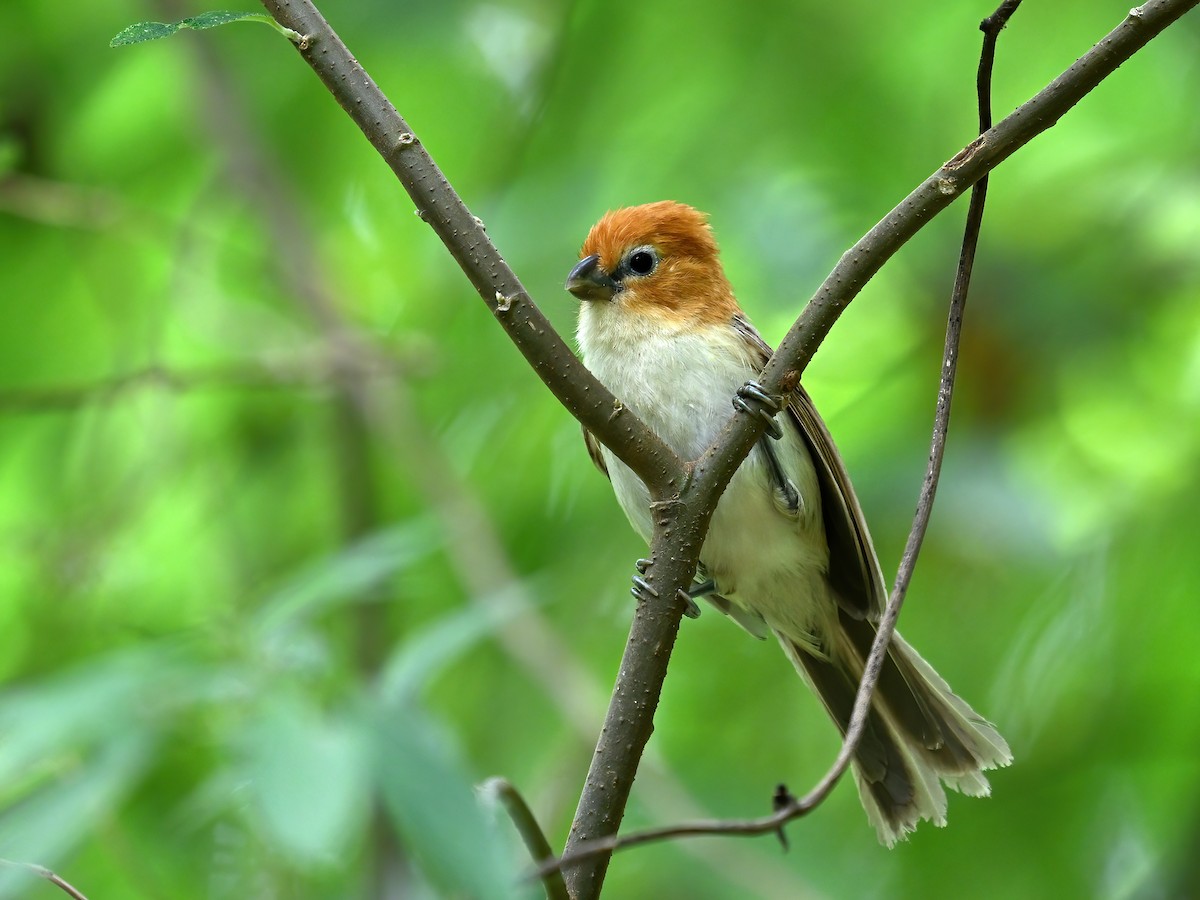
378, 586, 524, 704
0, 733, 155, 894
0, 647, 185, 792
373, 706, 527, 900
237, 694, 371, 865
254, 521, 438, 635
110, 12, 303, 48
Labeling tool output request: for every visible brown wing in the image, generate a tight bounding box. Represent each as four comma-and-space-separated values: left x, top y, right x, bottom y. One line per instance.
582, 426, 609, 479
732, 314, 888, 620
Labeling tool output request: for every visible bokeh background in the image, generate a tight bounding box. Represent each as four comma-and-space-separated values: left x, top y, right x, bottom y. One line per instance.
3, 1, 1199, 897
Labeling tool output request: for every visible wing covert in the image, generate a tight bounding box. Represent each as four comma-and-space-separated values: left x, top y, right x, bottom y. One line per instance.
731, 314, 888, 620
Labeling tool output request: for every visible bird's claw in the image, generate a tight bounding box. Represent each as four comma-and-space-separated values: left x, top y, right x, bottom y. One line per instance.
630, 575, 659, 603
734, 380, 784, 440
631, 566, 702, 619
677, 589, 702, 619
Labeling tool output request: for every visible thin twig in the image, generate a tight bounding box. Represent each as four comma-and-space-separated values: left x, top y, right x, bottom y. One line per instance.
0, 858, 89, 900
483, 779, 570, 900
560, 3, 1195, 894
689, 0, 1197, 509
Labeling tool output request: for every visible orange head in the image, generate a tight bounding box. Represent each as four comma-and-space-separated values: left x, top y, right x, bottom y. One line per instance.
565, 201, 739, 326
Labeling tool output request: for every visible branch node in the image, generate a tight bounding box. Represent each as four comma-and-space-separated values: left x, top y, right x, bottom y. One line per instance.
397, 131, 416, 147
495, 291, 515, 313
474, 215, 487, 231
648, 497, 684, 515
981, 0, 1023, 34
945, 135, 988, 170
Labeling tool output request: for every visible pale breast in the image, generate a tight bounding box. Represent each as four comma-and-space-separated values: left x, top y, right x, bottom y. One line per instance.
577, 307, 831, 636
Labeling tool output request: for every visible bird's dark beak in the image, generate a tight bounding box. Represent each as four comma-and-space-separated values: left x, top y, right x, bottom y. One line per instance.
565, 254, 620, 303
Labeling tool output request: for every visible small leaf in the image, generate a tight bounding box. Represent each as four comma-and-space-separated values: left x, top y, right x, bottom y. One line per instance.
254, 521, 438, 635
373, 706, 524, 900
109, 21, 177, 46
110, 11, 303, 48
182, 11, 270, 30
0, 733, 155, 894
237, 694, 371, 865
0, 647, 184, 790
378, 586, 524, 704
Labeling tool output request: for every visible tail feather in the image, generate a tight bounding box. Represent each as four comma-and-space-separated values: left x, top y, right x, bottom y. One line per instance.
880, 629, 1013, 792
788, 644, 915, 814
840, 616, 1011, 776
776, 615, 1012, 846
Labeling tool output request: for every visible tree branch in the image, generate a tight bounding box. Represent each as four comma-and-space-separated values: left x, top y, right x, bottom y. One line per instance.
257, 0, 684, 499
250, 1, 1197, 896
690, 0, 1198, 509
560, 515, 701, 895
539, 0, 1024, 877
562, 3, 1196, 894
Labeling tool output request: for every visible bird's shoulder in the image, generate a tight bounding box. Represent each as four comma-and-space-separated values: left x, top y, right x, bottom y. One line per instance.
731, 312, 888, 620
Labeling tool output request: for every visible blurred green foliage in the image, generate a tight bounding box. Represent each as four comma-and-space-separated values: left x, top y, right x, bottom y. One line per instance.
2, 1, 1198, 897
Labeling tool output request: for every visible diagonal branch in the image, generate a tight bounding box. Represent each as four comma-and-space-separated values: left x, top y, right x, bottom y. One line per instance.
540, 0, 1024, 876
257, 0, 684, 499
691, 0, 1198, 507
249, 1, 1197, 897
564, 4, 1196, 894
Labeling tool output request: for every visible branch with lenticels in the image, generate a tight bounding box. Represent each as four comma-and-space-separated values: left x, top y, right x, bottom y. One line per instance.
255, 2, 1197, 899
257, 0, 685, 498
541, 0, 1021, 882
560, 2, 1197, 895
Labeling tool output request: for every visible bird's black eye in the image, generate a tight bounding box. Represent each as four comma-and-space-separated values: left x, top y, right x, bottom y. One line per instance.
626, 247, 658, 276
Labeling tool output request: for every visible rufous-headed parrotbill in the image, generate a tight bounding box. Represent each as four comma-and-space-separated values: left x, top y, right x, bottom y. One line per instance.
565, 200, 1011, 846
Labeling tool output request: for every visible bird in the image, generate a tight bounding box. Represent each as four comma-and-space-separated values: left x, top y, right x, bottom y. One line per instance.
564, 200, 1011, 846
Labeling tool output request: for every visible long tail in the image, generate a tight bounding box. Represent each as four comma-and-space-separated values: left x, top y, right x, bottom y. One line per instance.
777, 612, 1012, 846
